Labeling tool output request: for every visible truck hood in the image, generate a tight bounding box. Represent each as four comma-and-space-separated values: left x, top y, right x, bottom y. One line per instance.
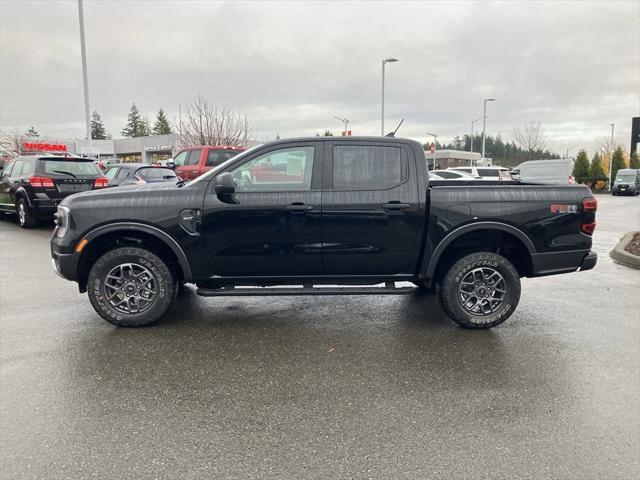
60, 182, 181, 207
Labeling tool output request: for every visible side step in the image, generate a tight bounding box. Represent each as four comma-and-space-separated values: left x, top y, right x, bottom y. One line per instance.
196, 282, 416, 297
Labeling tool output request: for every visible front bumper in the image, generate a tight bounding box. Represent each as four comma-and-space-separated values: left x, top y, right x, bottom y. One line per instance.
50, 234, 80, 282
531, 249, 597, 277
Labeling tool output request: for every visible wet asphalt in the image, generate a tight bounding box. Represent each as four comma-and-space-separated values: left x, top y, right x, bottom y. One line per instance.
0, 194, 638, 479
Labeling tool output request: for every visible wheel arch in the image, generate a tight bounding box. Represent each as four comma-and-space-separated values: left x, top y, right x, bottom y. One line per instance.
77, 222, 192, 291
422, 222, 536, 287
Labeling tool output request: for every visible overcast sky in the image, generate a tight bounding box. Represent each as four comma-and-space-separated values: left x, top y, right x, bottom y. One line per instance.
1, 0, 638, 154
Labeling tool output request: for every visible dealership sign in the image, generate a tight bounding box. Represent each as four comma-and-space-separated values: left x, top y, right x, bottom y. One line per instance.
23, 142, 67, 152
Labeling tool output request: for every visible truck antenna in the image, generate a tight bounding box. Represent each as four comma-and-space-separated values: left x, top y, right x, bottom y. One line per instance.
385, 118, 404, 137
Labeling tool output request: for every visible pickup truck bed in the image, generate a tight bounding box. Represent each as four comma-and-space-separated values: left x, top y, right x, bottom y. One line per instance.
51, 136, 597, 329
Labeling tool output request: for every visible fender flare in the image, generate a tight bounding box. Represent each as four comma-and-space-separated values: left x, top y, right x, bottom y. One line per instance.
422, 221, 536, 281
82, 222, 193, 281
15, 187, 32, 207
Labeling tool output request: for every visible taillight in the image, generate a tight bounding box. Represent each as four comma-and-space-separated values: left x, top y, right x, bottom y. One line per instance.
94, 177, 108, 188
581, 197, 597, 235
28, 176, 54, 188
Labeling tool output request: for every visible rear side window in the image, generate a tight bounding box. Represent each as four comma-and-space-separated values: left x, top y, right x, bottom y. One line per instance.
332, 145, 404, 190
437, 171, 458, 179
206, 149, 242, 167
39, 159, 101, 176
104, 167, 118, 180
137, 167, 176, 180
477, 168, 499, 177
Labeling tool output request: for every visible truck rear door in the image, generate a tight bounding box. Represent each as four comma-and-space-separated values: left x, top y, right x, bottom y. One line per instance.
321, 141, 423, 275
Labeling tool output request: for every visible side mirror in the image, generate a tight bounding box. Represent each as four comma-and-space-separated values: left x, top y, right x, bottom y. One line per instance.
214, 172, 235, 195
166, 161, 175, 169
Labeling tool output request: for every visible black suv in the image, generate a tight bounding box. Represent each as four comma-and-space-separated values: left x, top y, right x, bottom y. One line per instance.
0, 155, 108, 228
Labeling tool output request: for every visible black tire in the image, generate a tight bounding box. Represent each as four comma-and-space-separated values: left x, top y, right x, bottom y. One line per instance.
87, 247, 175, 327
439, 252, 521, 329
16, 198, 36, 228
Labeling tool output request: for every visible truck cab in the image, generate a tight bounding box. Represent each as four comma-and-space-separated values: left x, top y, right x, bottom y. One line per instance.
170, 145, 245, 181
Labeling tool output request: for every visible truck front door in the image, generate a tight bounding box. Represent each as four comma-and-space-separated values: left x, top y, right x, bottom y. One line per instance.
202, 142, 323, 277
321, 142, 422, 276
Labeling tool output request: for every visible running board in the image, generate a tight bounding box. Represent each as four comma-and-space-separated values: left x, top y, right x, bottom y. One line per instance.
197, 282, 416, 297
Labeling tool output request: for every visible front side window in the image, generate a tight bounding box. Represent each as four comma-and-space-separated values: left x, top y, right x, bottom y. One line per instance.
231, 146, 314, 192
173, 151, 189, 167
332, 145, 403, 190
186, 149, 202, 166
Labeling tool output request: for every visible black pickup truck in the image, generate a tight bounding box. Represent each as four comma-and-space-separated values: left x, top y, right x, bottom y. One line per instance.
50, 137, 597, 329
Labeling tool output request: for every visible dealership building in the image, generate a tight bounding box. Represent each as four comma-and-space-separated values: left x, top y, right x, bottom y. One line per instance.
19, 133, 177, 163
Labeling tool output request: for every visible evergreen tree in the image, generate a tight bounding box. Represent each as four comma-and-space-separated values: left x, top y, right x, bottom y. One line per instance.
323, 130, 334, 136
630, 151, 640, 169
26, 126, 39, 138
90, 111, 108, 140
573, 150, 590, 183
152, 108, 172, 135
610, 146, 626, 184
121, 103, 145, 137
141, 116, 151, 137
590, 152, 605, 178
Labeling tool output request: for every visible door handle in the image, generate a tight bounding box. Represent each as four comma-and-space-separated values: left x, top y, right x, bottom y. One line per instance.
285, 203, 313, 213
382, 202, 411, 210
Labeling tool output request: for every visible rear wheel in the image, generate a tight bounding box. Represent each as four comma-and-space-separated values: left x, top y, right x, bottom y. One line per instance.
439, 252, 520, 329
87, 247, 175, 327
16, 198, 36, 228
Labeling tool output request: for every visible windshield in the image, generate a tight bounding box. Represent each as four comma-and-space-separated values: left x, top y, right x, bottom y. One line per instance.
615, 174, 636, 183
185, 144, 263, 186
39, 159, 102, 176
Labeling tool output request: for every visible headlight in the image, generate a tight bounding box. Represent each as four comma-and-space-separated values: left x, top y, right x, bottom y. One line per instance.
55, 206, 71, 238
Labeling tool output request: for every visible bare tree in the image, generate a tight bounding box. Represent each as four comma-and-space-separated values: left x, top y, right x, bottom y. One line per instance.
0, 129, 26, 154
174, 96, 252, 150
513, 120, 547, 160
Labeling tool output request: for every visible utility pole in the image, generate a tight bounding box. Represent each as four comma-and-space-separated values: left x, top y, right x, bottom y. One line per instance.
78, 0, 91, 144
608, 123, 615, 190
470, 116, 484, 153
381, 58, 398, 136
334, 116, 350, 136
482, 98, 495, 159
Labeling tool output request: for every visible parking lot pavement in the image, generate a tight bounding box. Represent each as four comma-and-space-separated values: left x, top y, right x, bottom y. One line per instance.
0, 195, 638, 480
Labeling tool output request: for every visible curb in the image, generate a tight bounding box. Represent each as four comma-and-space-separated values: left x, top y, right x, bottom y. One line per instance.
610, 231, 640, 270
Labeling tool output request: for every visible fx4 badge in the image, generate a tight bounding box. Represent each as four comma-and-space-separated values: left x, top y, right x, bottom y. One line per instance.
550, 204, 578, 214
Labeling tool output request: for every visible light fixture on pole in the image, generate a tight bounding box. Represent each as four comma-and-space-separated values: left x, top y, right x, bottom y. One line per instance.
381, 58, 398, 136
426, 132, 438, 171
77, 0, 91, 144
470, 116, 485, 153
482, 98, 496, 160
608, 123, 615, 190
334, 116, 350, 136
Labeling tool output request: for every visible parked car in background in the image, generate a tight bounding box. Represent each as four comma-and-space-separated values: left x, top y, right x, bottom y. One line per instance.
449, 166, 512, 181
514, 159, 575, 185
428, 169, 476, 180
0, 155, 108, 228
104, 163, 179, 187
612, 168, 640, 196
96, 157, 122, 171
169, 145, 245, 180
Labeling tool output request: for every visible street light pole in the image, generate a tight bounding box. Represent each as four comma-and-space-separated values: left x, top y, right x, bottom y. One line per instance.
334, 116, 350, 136
381, 58, 398, 136
481, 98, 495, 160
426, 132, 438, 170
470, 116, 485, 153
77, 0, 91, 144
608, 123, 615, 190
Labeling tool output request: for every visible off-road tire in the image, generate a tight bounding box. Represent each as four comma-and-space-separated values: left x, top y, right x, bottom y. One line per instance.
16, 198, 36, 228
87, 247, 175, 327
439, 252, 520, 329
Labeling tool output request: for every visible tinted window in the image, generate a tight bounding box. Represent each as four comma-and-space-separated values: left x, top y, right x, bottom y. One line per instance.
333, 145, 403, 190
437, 171, 458, 179
477, 168, 500, 177
231, 146, 314, 192
173, 151, 188, 167
40, 159, 101, 176
186, 149, 202, 166
206, 149, 242, 167
137, 167, 176, 180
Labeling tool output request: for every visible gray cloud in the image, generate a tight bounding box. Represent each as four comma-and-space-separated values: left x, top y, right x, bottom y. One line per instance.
1, 0, 638, 155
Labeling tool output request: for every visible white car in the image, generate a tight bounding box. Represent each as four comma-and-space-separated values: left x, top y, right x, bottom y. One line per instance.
429, 169, 476, 180
449, 166, 512, 181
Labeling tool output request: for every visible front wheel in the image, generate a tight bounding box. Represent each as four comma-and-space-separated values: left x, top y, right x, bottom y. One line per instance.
87, 247, 176, 327
438, 252, 521, 329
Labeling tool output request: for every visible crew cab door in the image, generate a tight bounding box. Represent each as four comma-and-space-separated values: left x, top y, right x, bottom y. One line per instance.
201, 142, 323, 277
321, 141, 422, 275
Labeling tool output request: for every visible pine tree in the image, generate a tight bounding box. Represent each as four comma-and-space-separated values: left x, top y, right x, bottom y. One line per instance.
610, 146, 626, 184
90, 111, 108, 140
141, 116, 151, 137
323, 130, 334, 136
152, 108, 172, 135
630, 151, 640, 169
121, 103, 145, 137
26, 126, 39, 138
590, 152, 605, 178
573, 150, 590, 183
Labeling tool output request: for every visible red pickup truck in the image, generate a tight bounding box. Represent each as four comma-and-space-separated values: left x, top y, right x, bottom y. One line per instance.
170, 145, 245, 180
